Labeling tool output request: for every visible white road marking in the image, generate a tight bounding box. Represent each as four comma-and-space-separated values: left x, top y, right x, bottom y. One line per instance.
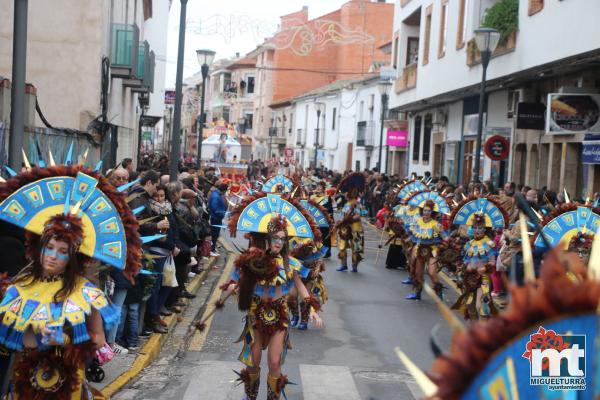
300, 364, 361, 400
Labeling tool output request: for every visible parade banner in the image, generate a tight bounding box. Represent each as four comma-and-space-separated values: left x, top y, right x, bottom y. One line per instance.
386, 130, 408, 147
547, 93, 600, 134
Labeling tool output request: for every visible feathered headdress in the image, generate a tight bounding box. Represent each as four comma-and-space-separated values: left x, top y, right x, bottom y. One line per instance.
337, 172, 366, 198
228, 192, 321, 241
0, 164, 144, 280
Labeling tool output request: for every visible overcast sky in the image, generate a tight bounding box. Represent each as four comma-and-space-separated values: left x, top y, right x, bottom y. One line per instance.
165, 0, 349, 87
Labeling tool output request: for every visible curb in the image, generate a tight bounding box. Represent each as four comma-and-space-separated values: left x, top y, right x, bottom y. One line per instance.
102, 257, 215, 399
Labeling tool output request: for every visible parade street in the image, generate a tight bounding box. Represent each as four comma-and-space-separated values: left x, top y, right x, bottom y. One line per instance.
114, 221, 455, 400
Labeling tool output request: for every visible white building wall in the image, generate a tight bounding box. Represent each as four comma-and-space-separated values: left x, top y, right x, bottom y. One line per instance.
390, 0, 600, 110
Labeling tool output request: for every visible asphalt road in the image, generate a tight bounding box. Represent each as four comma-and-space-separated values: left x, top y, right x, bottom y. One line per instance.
116, 221, 455, 400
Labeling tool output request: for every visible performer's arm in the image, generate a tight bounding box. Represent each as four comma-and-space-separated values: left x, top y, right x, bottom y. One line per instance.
293, 272, 323, 329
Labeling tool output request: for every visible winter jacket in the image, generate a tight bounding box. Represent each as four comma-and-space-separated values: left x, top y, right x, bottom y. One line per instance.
209, 189, 227, 222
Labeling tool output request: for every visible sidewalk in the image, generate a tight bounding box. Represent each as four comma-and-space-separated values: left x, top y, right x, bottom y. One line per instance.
92, 256, 218, 398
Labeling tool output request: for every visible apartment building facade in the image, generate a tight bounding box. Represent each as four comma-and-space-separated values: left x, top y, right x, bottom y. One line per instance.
0, 0, 164, 168
389, 0, 600, 196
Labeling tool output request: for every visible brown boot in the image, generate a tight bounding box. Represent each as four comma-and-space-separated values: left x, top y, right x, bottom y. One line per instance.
235, 368, 260, 400
153, 315, 167, 327
267, 374, 289, 400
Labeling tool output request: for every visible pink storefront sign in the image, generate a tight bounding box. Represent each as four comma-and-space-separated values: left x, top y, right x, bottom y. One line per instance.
387, 130, 408, 147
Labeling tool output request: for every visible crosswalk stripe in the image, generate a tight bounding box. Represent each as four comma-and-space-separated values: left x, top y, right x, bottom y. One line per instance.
300, 364, 361, 400
181, 361, 364, 399
182, 361, 243, 400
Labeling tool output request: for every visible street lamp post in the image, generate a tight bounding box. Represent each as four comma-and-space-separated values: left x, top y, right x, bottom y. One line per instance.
377, 79, 392, 173
8, 0, 28, 170
472, 27, 500, 184
313, 102, 324, 168
196, 49, 216, 169
169, 0, 189, 181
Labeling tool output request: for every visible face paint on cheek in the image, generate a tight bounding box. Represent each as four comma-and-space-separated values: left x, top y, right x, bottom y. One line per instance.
43, 248, 70, 262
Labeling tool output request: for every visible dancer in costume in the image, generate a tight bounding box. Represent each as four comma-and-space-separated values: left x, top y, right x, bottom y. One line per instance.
310, 181, 334, 258
0, 158, 148, 400
224, 193, 324, 400
288, 242, 328, 331
405, 191, 451, 300
335, 173, 367, 273
449, 196, 508, 320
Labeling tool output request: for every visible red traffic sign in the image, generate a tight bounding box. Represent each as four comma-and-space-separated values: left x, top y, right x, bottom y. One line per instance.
484, 135, 510, 161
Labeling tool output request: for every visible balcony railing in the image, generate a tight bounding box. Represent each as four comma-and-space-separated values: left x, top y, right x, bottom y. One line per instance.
394, 63, 417, 94
356, 121, 375, 148
466, 31, 517, 67
110, 23, 139, 78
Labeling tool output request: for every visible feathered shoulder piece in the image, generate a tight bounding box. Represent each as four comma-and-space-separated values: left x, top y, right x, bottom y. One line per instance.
234, 247, 279, 282
228, 192, 321, 241
449, 194, 508, 229
426, 250, 600, 399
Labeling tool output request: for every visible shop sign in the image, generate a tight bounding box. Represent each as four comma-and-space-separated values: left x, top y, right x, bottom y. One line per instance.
164, 90, 176, 105
387, 130, 408, 147
484, 135, 510, 161
547, 93, 600, 134
516, 102, 546, 130
582, 141, 600, 165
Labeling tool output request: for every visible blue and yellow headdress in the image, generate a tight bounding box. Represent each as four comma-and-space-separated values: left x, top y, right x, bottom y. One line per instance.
0, 151, 162, 278
397, 180, 427, 202
534, 203, 600, 250
300, 199, 333, 228
261, 175, 294, 193
228, 193, 321, 240
451, 195, 509, 229
406, 190, 451, 215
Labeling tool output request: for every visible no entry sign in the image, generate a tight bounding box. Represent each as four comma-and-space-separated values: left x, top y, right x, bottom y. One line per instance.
484, 135, 510, 161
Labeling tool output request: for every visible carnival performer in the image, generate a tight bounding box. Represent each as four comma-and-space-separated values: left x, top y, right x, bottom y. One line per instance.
405, 191, 451, 300
0, 159, 146, 400
451, 214, 498, 319
224, 193, 324, 400
335, 173, 367, 273
448, 196, 508, 320
288, 241, 328, 330
310, 181, 334, 258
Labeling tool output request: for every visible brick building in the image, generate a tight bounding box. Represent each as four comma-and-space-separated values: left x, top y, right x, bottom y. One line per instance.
250, 0, 394, 160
